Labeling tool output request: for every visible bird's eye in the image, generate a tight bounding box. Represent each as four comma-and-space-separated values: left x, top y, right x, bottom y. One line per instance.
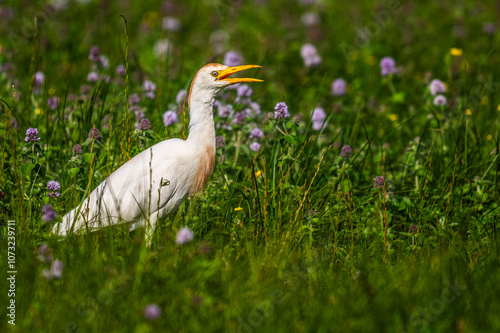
211, 71, 218, 77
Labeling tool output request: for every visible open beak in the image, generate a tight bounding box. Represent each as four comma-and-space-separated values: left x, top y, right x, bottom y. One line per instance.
218, 65, 263, 84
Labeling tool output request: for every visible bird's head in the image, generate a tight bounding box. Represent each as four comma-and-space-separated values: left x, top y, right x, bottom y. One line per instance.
188, 63, 262, 106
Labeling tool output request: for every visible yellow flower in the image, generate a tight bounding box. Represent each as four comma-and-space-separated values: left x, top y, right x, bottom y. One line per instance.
486, 134, 493, 141
255, 170, 262, 177
349, 52, 359, 61
497, 105, 500, 111
48, 88, 55, 95
35, 108, 42, 115
389, 114, 398, 121
234, 207, 243, 211
450, 48, 463, 56
464, 109, 472, 116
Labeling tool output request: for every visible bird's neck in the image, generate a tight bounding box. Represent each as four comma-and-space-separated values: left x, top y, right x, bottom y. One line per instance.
186, 89, 216, 146
185, 86, 217, 196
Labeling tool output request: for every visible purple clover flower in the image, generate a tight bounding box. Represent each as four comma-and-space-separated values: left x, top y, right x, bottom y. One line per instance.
42, 260, 63, 281
145, 91, 155, 100
89, 46, 100, 62
176, 89, 187, 104
237, 84, 253, 97
249, 142, 261, 152
250, 128, 264, 140
47, 180, 61, 192
312, 121, 324, 131
47, 181, 61, 198
380, 57, 397, 76
408, 225, 419, 234
116, 64, 126, 76
300, 43, 318, 58
129, 93, 140, 105
99, 55, 109, 69
216, 136, 225, 148
331, 78, 347, 96
42, 205, 57, 222
303, 54, 322, 67
72, 144, 82, 154
235, 84, 253, 104
218, 104, 234, 118
163, 110, 178, 127
274, 102, 290, 119
153, 39, 172, 58
162, 16, 182, 31
311, 107, 326, 122
143, 304, 162, 320
143, 80, 156, 92
140, 118, 151, 130
25, 127, 41, 142
38, 243, 53, 263
129, 105, 146, 121
373, 176, 384, 188
433, 94, 447, 106
176, 227, 194, 245
429, 79, 446, 96
301, 12, 320, 27
88, 128, 101, 140
300, 44, 322, 67
249, 102, 261, 115
233, 112, 246, 125
47, 96, 59, 110
223, 51, 244, 67
87, 72, 99, 82
134, 109, 146, 122
34, 71, 44, 88
340, 145, 352, 158
311, 107, 326, 131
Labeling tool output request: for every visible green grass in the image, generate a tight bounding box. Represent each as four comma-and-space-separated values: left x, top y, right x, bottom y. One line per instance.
1, 0, 500, 332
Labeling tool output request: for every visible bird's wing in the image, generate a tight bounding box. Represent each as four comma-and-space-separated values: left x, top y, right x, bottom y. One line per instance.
55, 138, 193, 235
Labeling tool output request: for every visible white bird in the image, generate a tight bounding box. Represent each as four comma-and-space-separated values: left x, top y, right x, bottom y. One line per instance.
53, 63, 262, 244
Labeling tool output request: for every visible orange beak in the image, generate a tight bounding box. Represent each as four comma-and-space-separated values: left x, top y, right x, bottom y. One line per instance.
218, 65, 263, 84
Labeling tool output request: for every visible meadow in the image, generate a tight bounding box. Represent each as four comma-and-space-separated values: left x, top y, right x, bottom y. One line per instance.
1, 0, 500, 332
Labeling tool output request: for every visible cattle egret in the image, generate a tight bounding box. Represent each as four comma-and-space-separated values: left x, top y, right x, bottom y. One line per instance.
53, 63, 262, 245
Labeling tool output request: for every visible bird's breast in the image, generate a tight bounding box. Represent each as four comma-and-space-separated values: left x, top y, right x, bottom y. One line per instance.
189, 144, 215, 196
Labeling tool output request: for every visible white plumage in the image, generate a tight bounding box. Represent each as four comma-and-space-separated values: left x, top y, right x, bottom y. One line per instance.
53, 63, 261, 244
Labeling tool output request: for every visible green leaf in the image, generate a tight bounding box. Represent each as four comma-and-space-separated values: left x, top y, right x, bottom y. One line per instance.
69, 167, 79, 178
284, 135, 298, 146
391, 92, 405, 103
21, 163, 35, 175
83, 153, 93, 163
286, 121, 294, 129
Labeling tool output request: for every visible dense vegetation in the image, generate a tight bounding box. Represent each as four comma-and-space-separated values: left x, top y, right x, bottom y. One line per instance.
1, 0, 499, 332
